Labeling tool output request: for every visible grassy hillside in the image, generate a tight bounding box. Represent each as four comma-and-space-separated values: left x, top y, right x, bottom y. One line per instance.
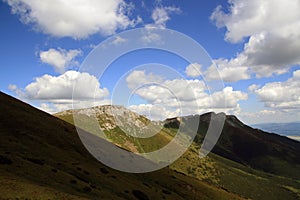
0, 91, 245, 199
54, 107, 176, 154
199, 113, 300, 179
55, 104, 300, 199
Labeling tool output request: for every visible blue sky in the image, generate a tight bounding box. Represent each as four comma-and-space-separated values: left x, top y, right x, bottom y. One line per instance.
1, 0, 300, 124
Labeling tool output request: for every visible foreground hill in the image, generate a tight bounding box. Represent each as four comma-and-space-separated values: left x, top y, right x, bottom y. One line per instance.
56, 105, 300, 199
0, 91, 244, 199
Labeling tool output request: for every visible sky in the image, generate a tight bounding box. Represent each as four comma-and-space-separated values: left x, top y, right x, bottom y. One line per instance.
0, 0, 300, 124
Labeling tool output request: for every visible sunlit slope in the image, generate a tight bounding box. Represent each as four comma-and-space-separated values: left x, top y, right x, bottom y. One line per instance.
55, 106, 176, 153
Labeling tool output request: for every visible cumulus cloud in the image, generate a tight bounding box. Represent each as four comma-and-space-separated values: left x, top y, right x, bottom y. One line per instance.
211, 0, 300, 43
185, 63, 202, 78
39, 48, 82, 73
126, 70, 247, 119
210, 87, 248, 108
24, 70, 109, 100
253, 70, 300, 109
133, 79, 206, 106
248, 84, 259, 92
129, 104, 180, 120
11, 70, 110, 113
211, 0, 300, 78
206, 58, 250, 82
4, 0, 140, 39
126, 70, 164, 89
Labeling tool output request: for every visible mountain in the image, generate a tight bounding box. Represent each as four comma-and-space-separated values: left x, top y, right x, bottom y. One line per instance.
0, 91, 245, 199
55, 105, 171, 153
56, 104, 300, 199
165, 112, 300, 179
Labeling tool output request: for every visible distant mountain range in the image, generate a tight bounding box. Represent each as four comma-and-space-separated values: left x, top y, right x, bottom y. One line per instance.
252, 122, 300, 141
1, 91, 300, 199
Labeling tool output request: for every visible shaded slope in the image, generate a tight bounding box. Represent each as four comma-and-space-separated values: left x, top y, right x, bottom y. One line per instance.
0, 92, 243, 200
165, 112, 300, 179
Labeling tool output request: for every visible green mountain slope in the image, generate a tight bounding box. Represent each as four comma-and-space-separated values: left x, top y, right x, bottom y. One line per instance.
54, 106, 176, 154
0, 91, 245, 200
56, 105, 300, 199
164, 113, 300, 178
199, 113, 300, 178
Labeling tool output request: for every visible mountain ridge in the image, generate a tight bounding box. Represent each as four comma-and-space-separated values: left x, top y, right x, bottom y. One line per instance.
176, 112, 300, 178
56, 104, 300, 179
1, 92, 300, 199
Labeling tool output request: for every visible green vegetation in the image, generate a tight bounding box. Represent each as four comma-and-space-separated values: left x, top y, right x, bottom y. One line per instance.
1, 91, 300, 199
55, 105, 300, 200
55, 109, 176, 153
0, 92, 243, 199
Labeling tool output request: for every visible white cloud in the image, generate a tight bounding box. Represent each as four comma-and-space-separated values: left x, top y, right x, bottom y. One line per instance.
145, 6, 180, 29
259, 110, 276, 115
134, 79, 206, 106
4, 0, 140, 39
140, 6, 180, 44
37, 99, 111, 114
129, 104, 180, 120
140, 31, 162, 44
111, 36, 127, 45
8, 84, 17, 91
126, 70, 247, 119
8, 84, 23, 97
238, 108, 300, 124
211, 0, 300, 78
39, 48, 82, 73
253, 70, 300, 109
11, 70, 111, 114
206, 58, 250, 82
185, 63, 202, 78
211, 0, 300, 43
210, 87, 248, 108
24, 70, 109, 100
126, 70, 164, 89
248, 84, 259, 92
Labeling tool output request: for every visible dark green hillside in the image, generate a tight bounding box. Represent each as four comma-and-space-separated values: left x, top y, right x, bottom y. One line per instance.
165, 112, 300, 179
0, 91, 244, 199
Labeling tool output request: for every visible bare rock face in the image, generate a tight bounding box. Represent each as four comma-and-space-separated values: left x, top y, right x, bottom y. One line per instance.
56, 105, 163, 137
